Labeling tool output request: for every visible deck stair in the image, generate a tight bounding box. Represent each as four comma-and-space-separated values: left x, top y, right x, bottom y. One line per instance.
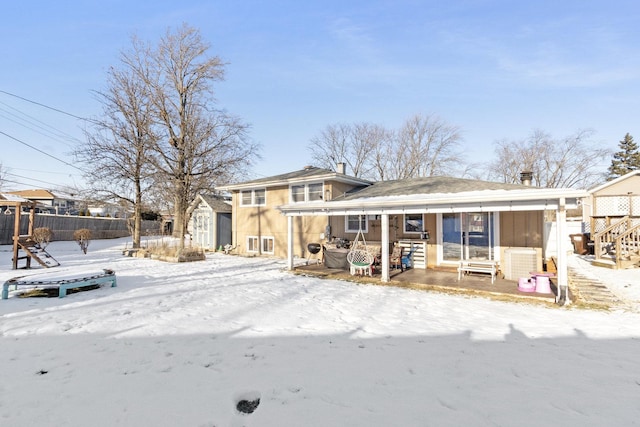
593, 216, 640, 269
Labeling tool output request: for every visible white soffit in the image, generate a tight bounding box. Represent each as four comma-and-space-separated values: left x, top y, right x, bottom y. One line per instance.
277, 189, 586, 216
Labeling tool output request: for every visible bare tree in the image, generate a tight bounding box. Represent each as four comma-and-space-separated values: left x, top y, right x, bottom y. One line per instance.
140, 24, 259, 246
393, 114, 463, 179
367, 126, 395, 181
76, 57, 156, 248
308, 123, 375, 177
309, 114, 462, 180
83, 25, 259, 247
487, 129, 610, 188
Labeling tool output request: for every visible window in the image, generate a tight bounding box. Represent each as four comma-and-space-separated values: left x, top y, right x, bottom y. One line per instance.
240, 189, 266, 206
254, 189, 265, 205
345, 215, 368, 233
308, 183, 323, 201
291, 185, 305, 202
247, 236, 259, 252
261, 237, 274, 254
404, 214, 423, 233
241, 191, 252, 206
290, 182, 324, 203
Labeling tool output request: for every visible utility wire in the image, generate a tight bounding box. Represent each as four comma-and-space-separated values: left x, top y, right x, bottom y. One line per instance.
0, 130, 85, 173
0, 89, 87, 121
0, 101, 83, 147
5, 171, 80, 186
8, 166, 83, 176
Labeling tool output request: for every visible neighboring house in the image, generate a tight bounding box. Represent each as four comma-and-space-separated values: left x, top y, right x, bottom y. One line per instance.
6, 189, 78, 214
221, 166, 587, 301
584, 170, 640, 232
187, 194, 232, 251
583, 170, 640, 268
87, 203, 125, 218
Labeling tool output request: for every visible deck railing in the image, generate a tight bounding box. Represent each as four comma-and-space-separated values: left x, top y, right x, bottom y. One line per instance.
594, 216, 629, 259
593, 216, 640, 268
612, 224, 640, 268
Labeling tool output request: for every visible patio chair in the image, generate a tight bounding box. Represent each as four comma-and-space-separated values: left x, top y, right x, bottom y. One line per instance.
347, 249, 374, 276
390, 245, 404, 271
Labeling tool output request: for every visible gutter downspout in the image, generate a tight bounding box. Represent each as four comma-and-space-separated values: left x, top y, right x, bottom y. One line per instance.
287, 215, 294, 270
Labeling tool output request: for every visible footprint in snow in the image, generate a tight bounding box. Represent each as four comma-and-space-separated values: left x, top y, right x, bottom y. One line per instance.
235, 390, 261, 414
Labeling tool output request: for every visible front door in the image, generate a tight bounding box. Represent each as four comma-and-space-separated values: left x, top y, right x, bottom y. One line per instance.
441, 212, 495, 263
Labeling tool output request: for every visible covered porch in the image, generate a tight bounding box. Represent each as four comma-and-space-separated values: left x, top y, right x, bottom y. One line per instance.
278, 178, 587, 306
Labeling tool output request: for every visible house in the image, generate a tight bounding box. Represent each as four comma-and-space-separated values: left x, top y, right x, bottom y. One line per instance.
6, 189, 78, 215
221, 166, 587, 304
187, 194, 232, 251
218, 164, 371, 258
583, 170, 640, 268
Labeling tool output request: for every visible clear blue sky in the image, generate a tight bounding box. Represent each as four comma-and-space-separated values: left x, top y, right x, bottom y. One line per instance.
1, 0, 639, 191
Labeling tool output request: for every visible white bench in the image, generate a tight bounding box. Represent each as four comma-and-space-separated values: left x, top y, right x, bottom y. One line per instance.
457, 260, 498, 284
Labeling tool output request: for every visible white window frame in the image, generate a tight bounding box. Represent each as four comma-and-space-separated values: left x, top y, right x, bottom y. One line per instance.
261, 236, 275, 254
291, 184, 306, 203
308, 182, 324, 201
290, 182, 324, 203
247, 236, 259, 253
345, 215, 368, 233
240, 189, 266, 207
404, 213, 424, 234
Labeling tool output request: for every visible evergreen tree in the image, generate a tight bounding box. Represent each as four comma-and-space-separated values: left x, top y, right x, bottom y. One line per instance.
607, 133, 640, 180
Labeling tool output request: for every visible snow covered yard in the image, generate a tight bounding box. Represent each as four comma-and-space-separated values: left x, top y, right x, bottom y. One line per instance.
1, 238, 640, 426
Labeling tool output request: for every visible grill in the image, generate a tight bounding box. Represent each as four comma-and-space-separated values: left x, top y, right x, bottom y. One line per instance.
307, 243, 321, 254
306, 243, 322, 265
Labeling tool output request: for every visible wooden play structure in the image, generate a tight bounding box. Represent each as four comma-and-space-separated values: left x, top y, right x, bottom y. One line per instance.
0, 195, 59, 269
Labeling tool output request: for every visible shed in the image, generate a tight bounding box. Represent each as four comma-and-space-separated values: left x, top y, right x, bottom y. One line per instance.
187, 194, 232, 251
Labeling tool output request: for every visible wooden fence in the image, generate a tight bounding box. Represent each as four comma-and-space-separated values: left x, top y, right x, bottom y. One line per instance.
0, 213, 162, 245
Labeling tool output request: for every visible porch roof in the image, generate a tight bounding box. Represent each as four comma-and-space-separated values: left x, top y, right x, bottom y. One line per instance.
277, 176, 588, 216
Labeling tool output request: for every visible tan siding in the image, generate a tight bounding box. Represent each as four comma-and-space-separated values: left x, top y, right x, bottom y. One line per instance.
499, 211, 543, 248
231, 183, 333, 258
424, 214, 437, 268
593, 175, 640, 196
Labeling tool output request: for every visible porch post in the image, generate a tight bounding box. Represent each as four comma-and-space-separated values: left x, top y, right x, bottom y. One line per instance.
12, 202, 21, 270
556, 197, 570, 305
287, 215, 294, 270
381, 214, 390, 282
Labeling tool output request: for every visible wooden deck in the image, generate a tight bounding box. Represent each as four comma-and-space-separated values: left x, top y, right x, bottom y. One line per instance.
295, 263, 562, 305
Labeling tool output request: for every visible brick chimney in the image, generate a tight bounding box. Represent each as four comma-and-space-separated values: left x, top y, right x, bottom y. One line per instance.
336, 162, 346, 174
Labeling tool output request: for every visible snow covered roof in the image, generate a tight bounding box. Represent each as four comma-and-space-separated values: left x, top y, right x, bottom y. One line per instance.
0, 193, 31, 203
